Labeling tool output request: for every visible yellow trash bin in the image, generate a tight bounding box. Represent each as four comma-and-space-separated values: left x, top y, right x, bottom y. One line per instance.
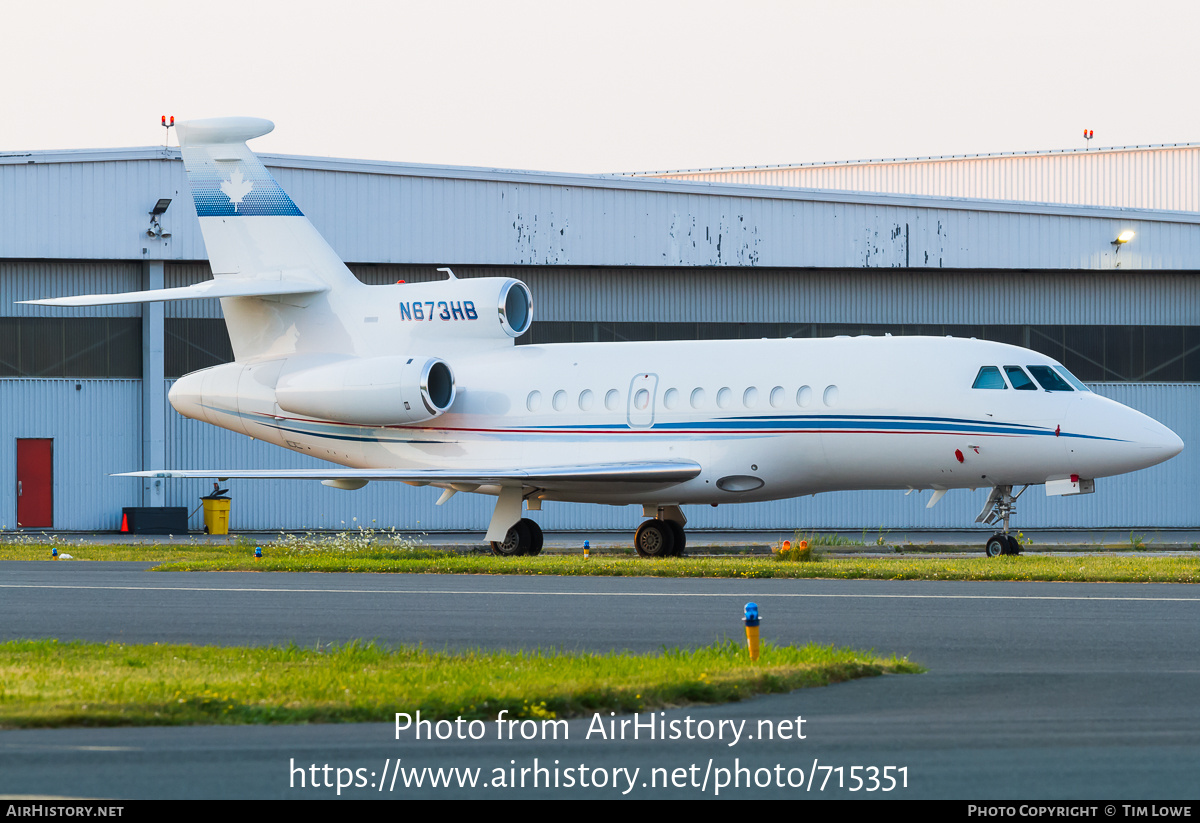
202, 497, 231, 535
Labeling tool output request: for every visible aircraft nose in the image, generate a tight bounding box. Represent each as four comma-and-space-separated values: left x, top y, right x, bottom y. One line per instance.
1066, 397, 1183, 476
1138, 419, 1184, 464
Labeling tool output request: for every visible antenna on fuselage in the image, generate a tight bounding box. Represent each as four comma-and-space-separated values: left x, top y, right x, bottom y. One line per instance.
437, 267, 457, 280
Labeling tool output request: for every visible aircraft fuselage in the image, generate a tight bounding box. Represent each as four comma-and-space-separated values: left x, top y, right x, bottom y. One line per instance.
169, 332, 1182, 507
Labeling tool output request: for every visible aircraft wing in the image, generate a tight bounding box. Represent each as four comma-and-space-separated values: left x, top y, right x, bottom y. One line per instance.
117, 461, 702, 490
19, 276, 327, 307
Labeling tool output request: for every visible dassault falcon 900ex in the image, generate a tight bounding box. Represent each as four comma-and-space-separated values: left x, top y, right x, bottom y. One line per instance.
26, 118, 1184, 557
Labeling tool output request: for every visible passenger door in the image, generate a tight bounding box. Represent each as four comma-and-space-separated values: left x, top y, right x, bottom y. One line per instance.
626, 373, 658, 428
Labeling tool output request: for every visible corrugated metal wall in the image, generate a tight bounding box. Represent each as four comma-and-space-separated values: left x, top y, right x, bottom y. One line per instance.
0, 379, 141, 530
0, 262, 141, 318
6, 152, 1200, 270
640, 145, 1200, 212
237, 174, 1200, 270
0, 155, 202, 261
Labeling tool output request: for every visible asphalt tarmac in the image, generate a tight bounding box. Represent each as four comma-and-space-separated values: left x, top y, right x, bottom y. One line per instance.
1, 562, 1198, 799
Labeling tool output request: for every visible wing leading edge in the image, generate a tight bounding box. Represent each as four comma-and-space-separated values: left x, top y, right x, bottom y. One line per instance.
117, 461, 702, 489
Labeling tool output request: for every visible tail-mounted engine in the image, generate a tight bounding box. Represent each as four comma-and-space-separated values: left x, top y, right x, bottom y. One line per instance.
167, 274, 530, 433
275, 355, 455, 425
170, 354, 457, 436
388, 276, 532, 344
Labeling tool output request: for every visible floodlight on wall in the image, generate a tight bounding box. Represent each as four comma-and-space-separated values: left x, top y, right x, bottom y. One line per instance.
146, 199, 172, 239
1112, 230, 1135, 246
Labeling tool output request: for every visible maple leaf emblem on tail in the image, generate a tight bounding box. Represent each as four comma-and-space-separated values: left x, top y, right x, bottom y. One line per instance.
220, 170, 254, 212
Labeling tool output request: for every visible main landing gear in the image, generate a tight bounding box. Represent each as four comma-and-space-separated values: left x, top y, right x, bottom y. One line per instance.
490, 518, 543, 557
977, 485, 1028, 557
634, 507, 687, 558
984, 533, 1020, 558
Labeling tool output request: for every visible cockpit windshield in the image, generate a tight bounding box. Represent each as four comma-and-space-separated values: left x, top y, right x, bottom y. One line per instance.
1027, 365, 1073, 392
972, 363, 1091, 393
972, 366, 1007, 389
1004, 366, 1037, 390
1053, 365, 1091, 392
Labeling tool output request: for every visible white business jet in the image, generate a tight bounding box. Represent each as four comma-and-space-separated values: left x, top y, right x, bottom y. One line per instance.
26, 118, 1184, 558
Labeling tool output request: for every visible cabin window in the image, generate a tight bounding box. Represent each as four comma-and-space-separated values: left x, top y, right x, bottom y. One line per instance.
1027, 365, 1073, 392
578, 389, 594, 410
552, 390, 567, 411
690, 388, 706, 409
663, 388, 680, 409
1003, 366, 1037, 390
972, 366, 1007, 389
796, 385, 812, 407
770, 386, 785, 408
743, 387, 759, 408
526, 391, 542, 411
634, 389, 650, 410
823, 385, 839, 406
605, 389, 620, 411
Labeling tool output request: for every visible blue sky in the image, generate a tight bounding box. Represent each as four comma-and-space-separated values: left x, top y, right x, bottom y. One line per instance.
4, 0, 1197, 172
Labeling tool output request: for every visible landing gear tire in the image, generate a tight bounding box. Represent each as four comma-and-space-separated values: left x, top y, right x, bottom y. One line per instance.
490, 519, 543, 556
634, 519, 676, 558
491, 520, 532, 557
985, 534, 1007, 558
523, 518, 544, 556
666, 520, 686, 556
979, 485, 1028, 558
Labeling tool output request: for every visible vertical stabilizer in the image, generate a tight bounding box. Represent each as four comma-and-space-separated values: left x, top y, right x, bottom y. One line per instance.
176, 117, 362, 360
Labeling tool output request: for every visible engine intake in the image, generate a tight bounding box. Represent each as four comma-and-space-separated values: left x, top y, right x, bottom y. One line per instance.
498, 280, 533, 337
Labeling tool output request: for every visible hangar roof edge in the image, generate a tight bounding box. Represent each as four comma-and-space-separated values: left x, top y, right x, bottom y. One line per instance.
628, 141, 1200, 176
5, 146, 1200, 226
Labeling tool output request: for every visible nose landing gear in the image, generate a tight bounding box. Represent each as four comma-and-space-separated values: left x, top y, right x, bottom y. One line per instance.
977, 485, 1028, 557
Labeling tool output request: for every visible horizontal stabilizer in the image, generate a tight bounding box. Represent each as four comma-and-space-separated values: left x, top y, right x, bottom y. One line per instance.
20, 277, 328, 307
117, 461, 701, 489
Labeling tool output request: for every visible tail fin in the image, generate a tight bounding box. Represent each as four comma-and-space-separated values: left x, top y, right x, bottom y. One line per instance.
177, 117, 359, 289
176, 117, 363, 360
24, 118, 363, 362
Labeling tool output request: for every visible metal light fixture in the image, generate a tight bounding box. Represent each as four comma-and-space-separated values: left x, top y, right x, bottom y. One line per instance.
1112, 230, 1135, 246
146, 198, 172, 239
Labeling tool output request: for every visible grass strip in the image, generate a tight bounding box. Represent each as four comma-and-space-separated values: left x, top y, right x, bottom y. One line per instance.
0, 542, 257, 563
0, 639, 920, 729
153, 553, 1200, 582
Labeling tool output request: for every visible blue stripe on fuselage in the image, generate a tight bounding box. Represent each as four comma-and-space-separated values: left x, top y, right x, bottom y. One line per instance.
201, 405, 1123, 445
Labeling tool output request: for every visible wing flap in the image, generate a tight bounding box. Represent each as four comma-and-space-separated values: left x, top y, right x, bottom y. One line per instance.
20, 276, 327, 307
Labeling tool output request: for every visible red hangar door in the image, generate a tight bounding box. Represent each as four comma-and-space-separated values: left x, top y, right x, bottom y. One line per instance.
16, 439, 53, 528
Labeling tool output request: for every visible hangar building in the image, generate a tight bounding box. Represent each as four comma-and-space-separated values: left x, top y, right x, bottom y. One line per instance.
2, 141, 1197, 534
